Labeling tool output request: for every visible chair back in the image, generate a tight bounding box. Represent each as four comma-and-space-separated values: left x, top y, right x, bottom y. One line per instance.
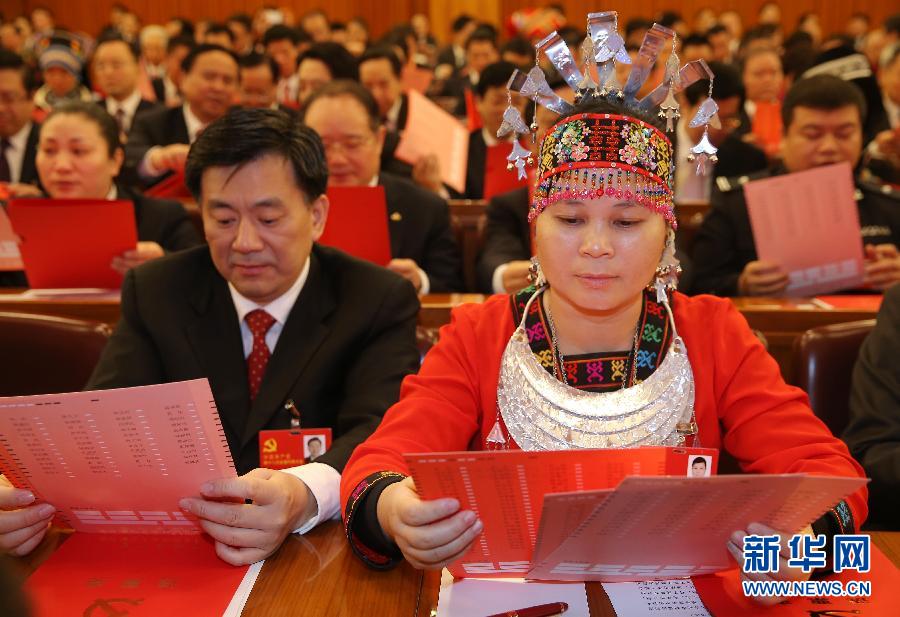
0, 312, 112, 396
792, 319, 876, 436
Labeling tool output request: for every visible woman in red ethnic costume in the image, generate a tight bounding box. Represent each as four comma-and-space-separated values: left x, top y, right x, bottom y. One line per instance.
340, 13, 868, 603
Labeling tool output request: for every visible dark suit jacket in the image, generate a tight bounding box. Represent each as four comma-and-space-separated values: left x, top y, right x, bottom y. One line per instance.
843, 284, 900, 529
96, 97, 161, 135
476, 186, 530, 293
690, 168, 900, 296
0, 185, 201, 288
713, 135, 768, 179
15, 122, 40, 187
379, 171, 463, 292
464, 128, 488, 200
123, 105, 190, 187
86, 244, 421, 475
380, 131, 414, 180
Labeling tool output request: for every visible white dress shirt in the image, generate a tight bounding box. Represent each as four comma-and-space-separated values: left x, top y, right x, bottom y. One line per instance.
105, 89, 144, 134
3, 121, 33, 184
226, 258, 342, 535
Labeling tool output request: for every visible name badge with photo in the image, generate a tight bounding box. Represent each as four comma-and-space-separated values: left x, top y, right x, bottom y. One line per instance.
259, 428, 333, 470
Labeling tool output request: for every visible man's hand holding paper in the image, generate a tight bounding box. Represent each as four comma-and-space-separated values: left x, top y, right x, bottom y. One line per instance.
863, 243, 900, 290
179, 467, 317, 566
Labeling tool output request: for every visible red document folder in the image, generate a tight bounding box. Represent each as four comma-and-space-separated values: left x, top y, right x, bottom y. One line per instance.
0, 205, 23, 271
144, 168, 193, 199
318, 186, 392, 266
404, 447, 718, 578
24, 534, 250, 617
483, 142, 529, 201
7, 198, 138, 289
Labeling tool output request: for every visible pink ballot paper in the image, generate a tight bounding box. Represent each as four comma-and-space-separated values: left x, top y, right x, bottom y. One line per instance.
0, 380, 254, 617
0, 379, 236, 532
404, 447, 718, 578
394, 90, 469, 193
526, 474, 867, 582
744, 162, 865, 295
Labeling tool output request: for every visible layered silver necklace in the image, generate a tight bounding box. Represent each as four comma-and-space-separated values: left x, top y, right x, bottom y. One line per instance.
493, 282, 697, 450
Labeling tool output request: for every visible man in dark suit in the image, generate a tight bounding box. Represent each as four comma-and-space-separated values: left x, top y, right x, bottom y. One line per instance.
150, 35, 194, 107
92, 37, 160, 140
0, 50, 40, 191
237, 52, 297, 117
125, 44, 238, 187
691, 75, 900, 296
304, 80, 463, 293
675, 61, 768, 203
463, 60, 518, 199
82, 109, 421, 565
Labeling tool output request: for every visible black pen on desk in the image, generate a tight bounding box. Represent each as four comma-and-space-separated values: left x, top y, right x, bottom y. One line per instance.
284, 399, 301, 428
484, 602, 568, 617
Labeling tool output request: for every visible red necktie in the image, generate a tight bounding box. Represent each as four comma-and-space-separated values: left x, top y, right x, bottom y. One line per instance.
245, 309, 276, 400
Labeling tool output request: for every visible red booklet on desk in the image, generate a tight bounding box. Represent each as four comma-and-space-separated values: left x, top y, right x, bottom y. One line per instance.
7, 198, 137, 289
317, 186, 392, 265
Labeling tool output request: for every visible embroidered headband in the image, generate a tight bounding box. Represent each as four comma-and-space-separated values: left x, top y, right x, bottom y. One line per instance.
532, 113, 675, 226
498, 11, 719, 228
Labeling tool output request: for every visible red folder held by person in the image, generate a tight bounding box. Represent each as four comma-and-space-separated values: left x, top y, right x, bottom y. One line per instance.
7, 198, 138, 289
483, 142, 529, 200
144, 168, 193, 199
317, 186, 392, 266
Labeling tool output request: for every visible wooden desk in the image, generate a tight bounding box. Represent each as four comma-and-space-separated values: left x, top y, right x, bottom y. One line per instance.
17, 524, 900, 616
0, 290, 120, 324
732, 297, 880, 383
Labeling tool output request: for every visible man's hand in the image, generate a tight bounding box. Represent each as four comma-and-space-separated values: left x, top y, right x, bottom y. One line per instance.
863, 244, 900, 290
738, 260, 789, 296
412, 154, 444, 194
727, 522, 815, 606
387, 258, 423, 292
148, 144, 190, 173
872, 127, 900, 166
179, 468, 317, 565
502, 260, 532, 293
0, 475, 55, 556
376, 477, 482, 570
111, 241, 165, 274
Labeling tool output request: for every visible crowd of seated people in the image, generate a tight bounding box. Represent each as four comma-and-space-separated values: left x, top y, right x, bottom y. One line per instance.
0, 3, 899, 595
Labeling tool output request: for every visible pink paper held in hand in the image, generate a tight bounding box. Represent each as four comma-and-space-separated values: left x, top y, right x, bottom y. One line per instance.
0, 379, 236, 534
744, 161, 865, 296
394, 90, 470, 193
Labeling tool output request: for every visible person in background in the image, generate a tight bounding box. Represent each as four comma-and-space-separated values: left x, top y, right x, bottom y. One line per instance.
0, 23, 25, 55
92, 37, 160, 140
202, 23, 236, 50
691, 75, 900, 296
303, 80, 462, 294
0, 50, 40, 192
740, 46, 784, 158
675, 62, 767, 204
138, 25, 168, 82
680, 34, 712, 63
227, 13, 255, 56
846, 13, 870, 49
500, 37, 535, 69
359, 46, 406, 132
33, 33, 92, 113
706, 24, 734, 64
126, 43, 239, 187
296, 41, 358, 109
436, 14, 476, 76
346, 18, 369, 56
263, 25, 302, 106
238, 52, 296, 117
843, 283, 900, 530
301, 10, 331, 43
463, 61, 519, 200
151, 34, 193, 107
442, 28, 499, 117
0, 101, 200, 288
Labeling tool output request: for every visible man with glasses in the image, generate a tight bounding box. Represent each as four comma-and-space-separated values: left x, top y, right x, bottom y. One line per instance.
303, 80, 462, 294
675, 61, 767, 203
0, 50, 40, 193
